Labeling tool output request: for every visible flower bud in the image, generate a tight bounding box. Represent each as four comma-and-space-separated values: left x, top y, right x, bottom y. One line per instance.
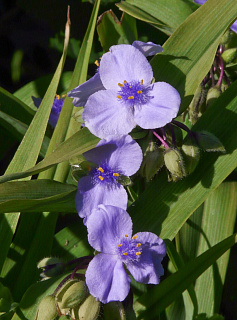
188, 84, 207, 124
103, 301, 125, 320
60, 281, 89, 309
118, 175, 132, 186
194, 131, 225, 153
35, 295, 57, 320
37, 257, 65, 278
140, 143, 164, 181
221, 48, 237, 64
78, 294, 100, 320
181, 144, 200, 175
206, 86, 221, 107
56, 279, 80, 302
164, 149, 186, 180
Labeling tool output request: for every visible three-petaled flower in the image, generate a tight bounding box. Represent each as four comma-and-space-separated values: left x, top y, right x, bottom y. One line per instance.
75, 135, 142, 223
85, 205, 166, 304
68, 42, 180, 139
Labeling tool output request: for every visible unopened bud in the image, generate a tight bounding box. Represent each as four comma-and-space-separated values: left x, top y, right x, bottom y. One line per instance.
188, 84, 207, 124
181, 144, 200, 175
206, 86, 221, 107
194, 131, 225, 153
37, 257, 64, 278
221, 48, 237, 64
60, 281, 88, 309
56, 279, 79, 302
35, 295, 57, 320
140, 143, 164, 181
164, 149, 186, 180
78, 294, 100, 320
103, 301, 125, 320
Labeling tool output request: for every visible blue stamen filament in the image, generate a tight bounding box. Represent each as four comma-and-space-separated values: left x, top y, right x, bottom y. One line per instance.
90, 163, 121, 186
117, 79, 153, 106
117, 234, 143, 262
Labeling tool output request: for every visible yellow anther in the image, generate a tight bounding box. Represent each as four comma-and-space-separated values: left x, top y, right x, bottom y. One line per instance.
129, 86, 131, 88
98, 167, 104, 173
118, 83, 123, 87
136, 243, 141, 247
128, 96, 134, 100
98, 176, 104, 181
140, 79, 143, 85
125, 234, 128, 237
124, 80, 127, 84
55, 94, 60, 100
94, 60, 99, 67
132, 235, 138, 239
117, 95, 122, 99
62, 94, 67, 98
118, 244, 123, 247
113, 173, 119, 177
87, 165, 91, 171
137, 90, 142, 94
123, 252, 128, 256
136, 252, 141, 256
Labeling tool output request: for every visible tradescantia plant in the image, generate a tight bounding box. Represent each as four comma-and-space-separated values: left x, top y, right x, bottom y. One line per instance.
0, 0, 236, 319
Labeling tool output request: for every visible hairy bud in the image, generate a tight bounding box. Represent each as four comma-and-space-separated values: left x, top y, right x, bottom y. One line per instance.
164, 149, 186, 180
194, 131, 225, 153
35, 295, 57, 320
78, 294, 100, 320
206, 86, 221, 107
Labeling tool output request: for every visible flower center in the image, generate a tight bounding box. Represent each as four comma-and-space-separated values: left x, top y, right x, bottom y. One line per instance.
117, 80, 153, 106
90, 163, 120, 185
117, 234, 142, 262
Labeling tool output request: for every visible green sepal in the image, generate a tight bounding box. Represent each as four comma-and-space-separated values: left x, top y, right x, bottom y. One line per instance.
118, 175, 132, 186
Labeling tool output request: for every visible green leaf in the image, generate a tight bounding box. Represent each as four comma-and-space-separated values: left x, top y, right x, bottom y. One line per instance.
116, 0, 195, 35
0, 128, 99, 184
150, 0, 237, 114
129, 80, 237, 241
0, 87, 35, 125
0, 110, 50, 158
97, 10, 137, 51
137, 234, 237, 318
194, 183, 236, 316
0, 180, 76, 214
0, 12, 70, 274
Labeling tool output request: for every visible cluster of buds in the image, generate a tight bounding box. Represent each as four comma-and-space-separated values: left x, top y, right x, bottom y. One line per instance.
35, 279, 100, 320
139, 120, 225, 182
186, 29, 237, 125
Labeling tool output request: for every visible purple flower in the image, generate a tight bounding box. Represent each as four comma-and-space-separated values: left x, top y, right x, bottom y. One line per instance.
194, 0, 237, 33
67, 41, 163, 109
76, 135, 142, 223
85, 205, 166, 304
68, 43, 180, 139
32, 95, 65, 128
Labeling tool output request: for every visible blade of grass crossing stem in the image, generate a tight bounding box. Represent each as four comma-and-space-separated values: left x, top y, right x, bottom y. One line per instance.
137, 234, 237, 318
194, 182, 237, 316
0, 10, 70, 274
129, 81, 237, 241
150, 0, 237, 114
40, 0, 101, 181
